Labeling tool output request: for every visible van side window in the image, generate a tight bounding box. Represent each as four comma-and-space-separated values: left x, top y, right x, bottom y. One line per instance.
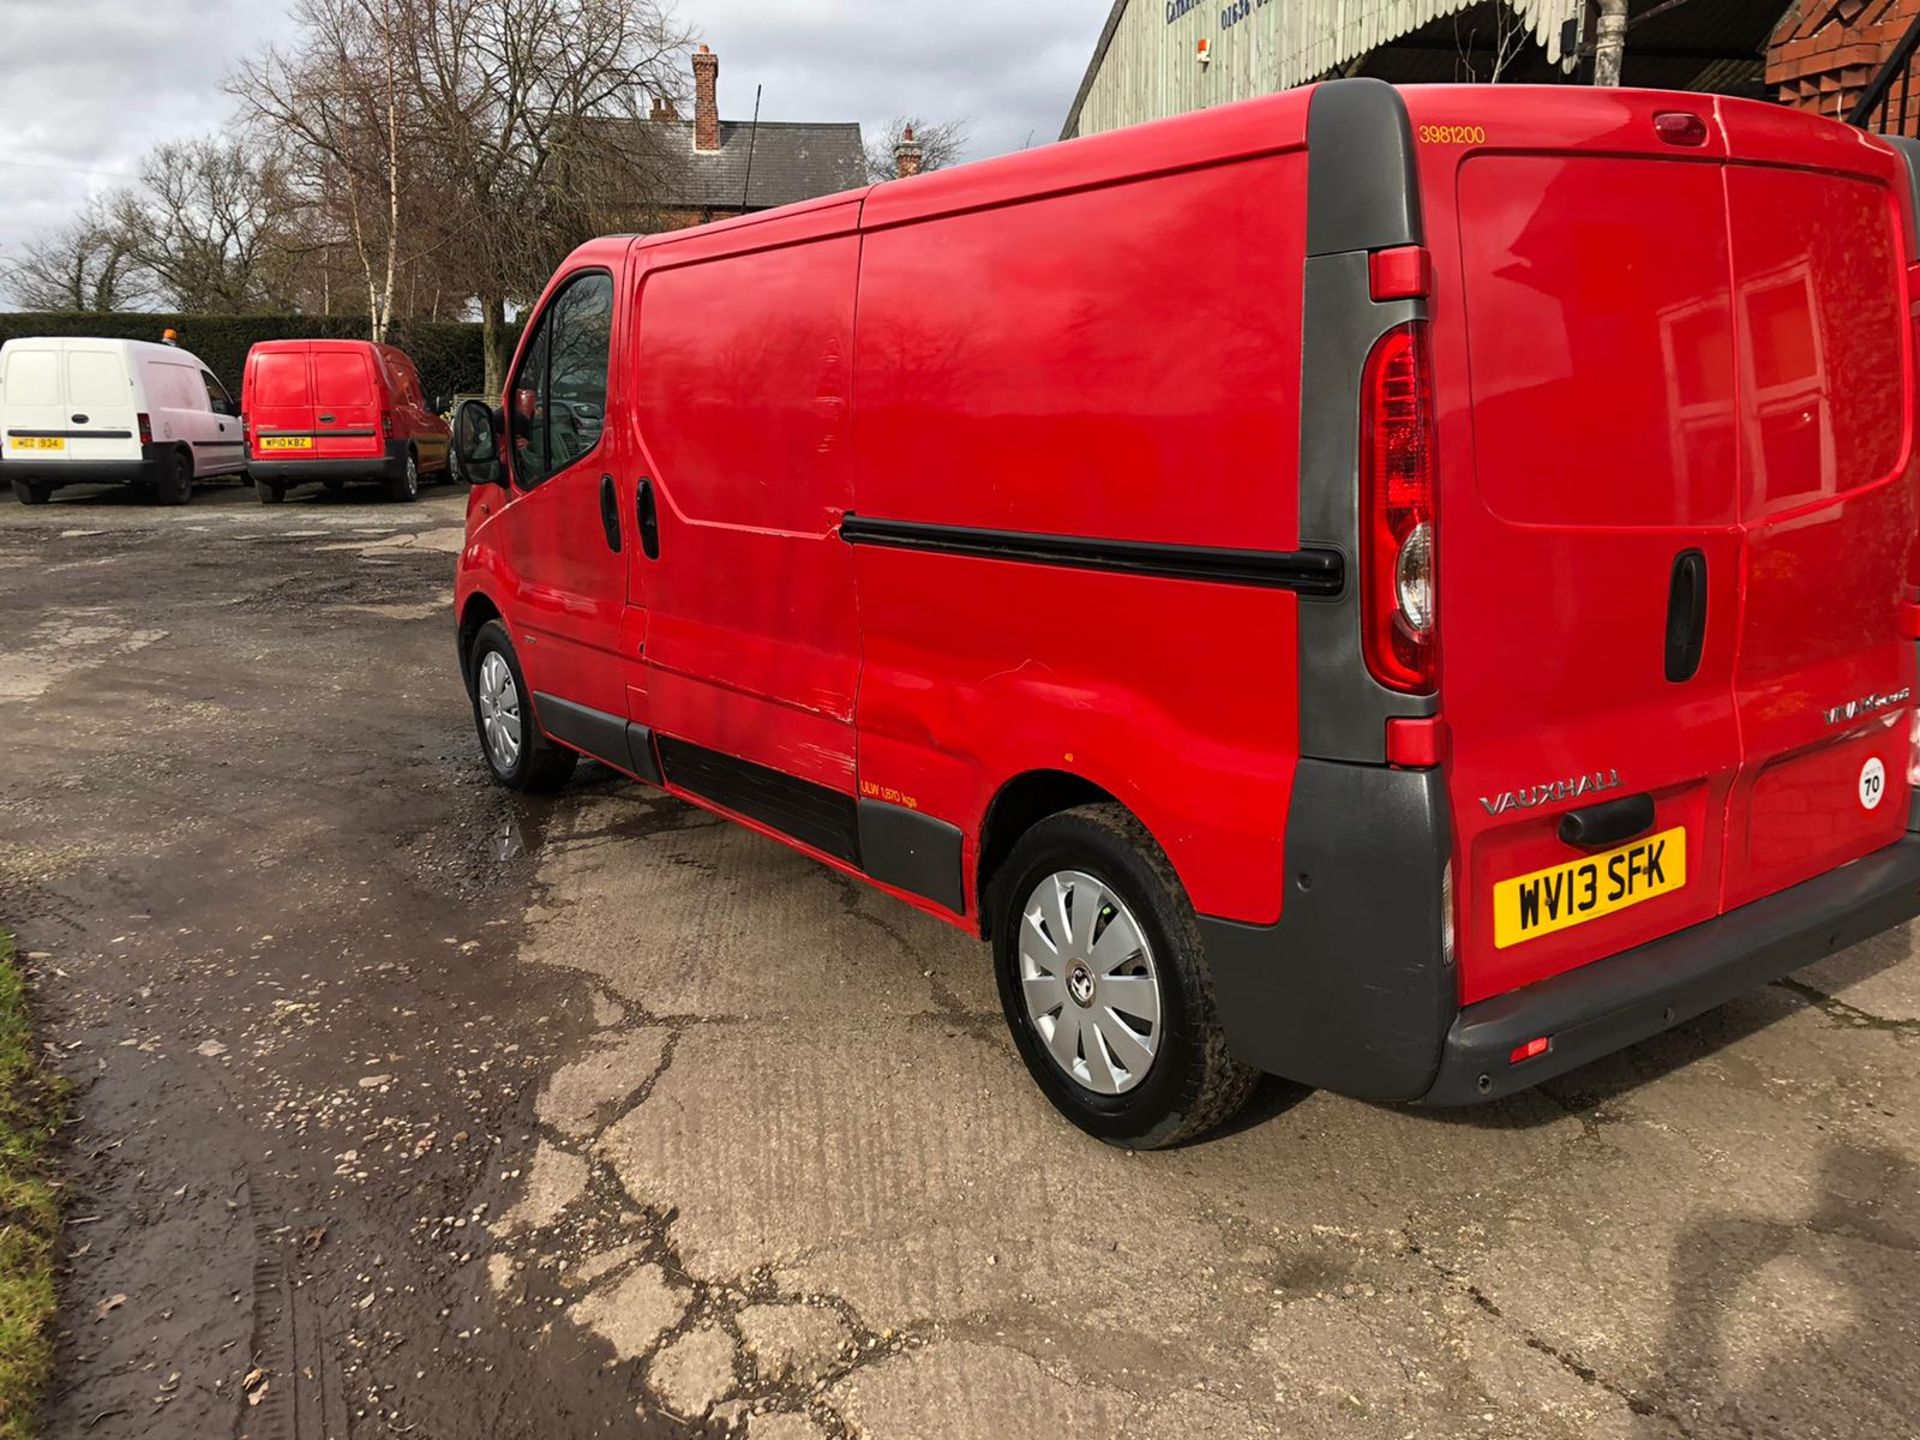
509, 270, 614, 489
202, 371, 235, 416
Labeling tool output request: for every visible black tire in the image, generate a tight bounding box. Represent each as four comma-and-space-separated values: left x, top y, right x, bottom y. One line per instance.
466, 620, 577, 793
254, 475, 285, 505
386, 449, 420, 503
10, 477, 51, 505
156, 448, 193, 506
991, 804, 1257, 1149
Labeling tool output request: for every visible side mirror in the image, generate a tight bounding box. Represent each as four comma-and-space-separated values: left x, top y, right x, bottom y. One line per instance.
453, 399, 505, 487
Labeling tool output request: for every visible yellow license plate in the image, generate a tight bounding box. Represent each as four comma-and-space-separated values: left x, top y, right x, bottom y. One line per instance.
260, 436, 314, 451
1493, 827, 1687, 949
8, 436, 64, 451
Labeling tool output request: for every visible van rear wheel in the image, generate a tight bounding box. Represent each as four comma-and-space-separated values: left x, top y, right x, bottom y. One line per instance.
992, 804, 1256, 1149
254, 475, 285, 505
467, 620, 577, 793
386, 450, 420, 503
156, 449, 193, 507
11, 478, 50, 505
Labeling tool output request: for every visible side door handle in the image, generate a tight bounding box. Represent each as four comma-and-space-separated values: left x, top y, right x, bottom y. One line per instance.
319, 413, 336, 425
598, 474, 623, 553
1665, 549, 1707, 683
636, 477, 660, 560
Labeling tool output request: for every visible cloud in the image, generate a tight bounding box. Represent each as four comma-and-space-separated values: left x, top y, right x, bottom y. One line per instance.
0, 0, 1113, 260
0, 0, 293, 249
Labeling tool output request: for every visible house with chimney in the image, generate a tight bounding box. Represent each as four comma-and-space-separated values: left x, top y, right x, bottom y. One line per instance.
646, 45, 870, 229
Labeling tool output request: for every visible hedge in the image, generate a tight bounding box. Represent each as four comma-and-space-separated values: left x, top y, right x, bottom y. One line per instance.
0, 312, 522, 403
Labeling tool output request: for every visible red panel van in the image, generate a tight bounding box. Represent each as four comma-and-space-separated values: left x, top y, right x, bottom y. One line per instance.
451, 82, 1920, 1147
242, 339, 452, 503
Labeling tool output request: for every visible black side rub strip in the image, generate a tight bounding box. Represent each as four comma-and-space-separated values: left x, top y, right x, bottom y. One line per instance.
6, 428, 135, 440
840, 515, 1344, 596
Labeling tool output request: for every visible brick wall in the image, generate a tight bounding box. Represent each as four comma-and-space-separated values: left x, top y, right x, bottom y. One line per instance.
1769, 0, 1920, 132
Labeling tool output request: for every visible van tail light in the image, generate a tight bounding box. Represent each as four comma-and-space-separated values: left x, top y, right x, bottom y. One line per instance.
240, 413, 250, 442
1908, 707, 1920, 787
1359, 321, 1438, 693
381, 411, 394, 439
137, 413, 153, 447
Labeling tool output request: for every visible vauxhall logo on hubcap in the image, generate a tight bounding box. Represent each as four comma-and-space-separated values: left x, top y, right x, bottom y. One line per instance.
1067, 963, 1096, 1008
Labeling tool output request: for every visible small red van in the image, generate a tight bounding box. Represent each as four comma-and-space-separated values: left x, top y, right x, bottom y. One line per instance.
242, 339, 451, 503
452, 81, 1920, 1147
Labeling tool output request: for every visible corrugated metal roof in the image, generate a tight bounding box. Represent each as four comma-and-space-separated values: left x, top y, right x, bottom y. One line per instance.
1062, 0, 1584, 138
1062, 0, 1788, 137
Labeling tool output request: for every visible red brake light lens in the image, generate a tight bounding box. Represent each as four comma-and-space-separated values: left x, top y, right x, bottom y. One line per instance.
137, 412, 153, 446
1654, 112, 1709, 148
1359, 321, 1438, 693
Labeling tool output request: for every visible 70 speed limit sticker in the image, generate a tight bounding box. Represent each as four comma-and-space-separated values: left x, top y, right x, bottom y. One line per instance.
1860, 756, 1887, 811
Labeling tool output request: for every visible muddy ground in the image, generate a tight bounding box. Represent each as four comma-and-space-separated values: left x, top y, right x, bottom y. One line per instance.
0, 476, 1916, 1440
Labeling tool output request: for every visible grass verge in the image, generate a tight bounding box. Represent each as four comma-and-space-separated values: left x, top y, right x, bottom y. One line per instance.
0, 934, 64, 1440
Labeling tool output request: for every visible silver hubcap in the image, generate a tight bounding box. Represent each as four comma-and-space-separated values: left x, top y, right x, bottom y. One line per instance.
405, 458, 418, 495
476, 651, 522, 772
1019, 870, 1162, 1096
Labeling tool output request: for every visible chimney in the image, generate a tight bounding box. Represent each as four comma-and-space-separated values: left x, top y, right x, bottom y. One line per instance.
650, 94, 679, 122
693, 45, 720, 152
894, 126, 924, 179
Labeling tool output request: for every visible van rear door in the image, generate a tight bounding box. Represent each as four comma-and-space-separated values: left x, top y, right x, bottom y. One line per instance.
1435, 111, 1746, 1006
2, 345, 75, 465
1, 343, 134, 466
63, 344, 139, 463
310, 345, 382, 461
1421, 91, 1917, 1006
1718, 107, 1916, 908
250, 345, 316, 457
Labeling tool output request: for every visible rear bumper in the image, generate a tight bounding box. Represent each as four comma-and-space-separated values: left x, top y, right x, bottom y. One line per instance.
249, 440, 409, 485
1422, 833, 1920, 1104
4, 444, 169, 487
1202, 757, 1920, 1108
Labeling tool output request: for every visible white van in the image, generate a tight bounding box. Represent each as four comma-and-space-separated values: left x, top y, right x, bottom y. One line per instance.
0, 337, 246, 505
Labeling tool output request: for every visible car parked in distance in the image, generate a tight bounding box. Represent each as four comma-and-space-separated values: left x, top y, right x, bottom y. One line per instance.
242, 339, 451, 503
0, 336, 245, 505
453, 80, 1920, 1148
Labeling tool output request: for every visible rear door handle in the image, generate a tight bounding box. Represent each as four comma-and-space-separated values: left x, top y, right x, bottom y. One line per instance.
636, 478, 660, 560
598, 474, 623, 553
1665, 549, 1707, 683
1559, 793, 1656, 849
319, 413, 336, 424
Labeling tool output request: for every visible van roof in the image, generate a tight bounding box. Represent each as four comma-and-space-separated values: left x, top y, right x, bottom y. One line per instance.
0, 336, 201, 361
0, 335, 215, 373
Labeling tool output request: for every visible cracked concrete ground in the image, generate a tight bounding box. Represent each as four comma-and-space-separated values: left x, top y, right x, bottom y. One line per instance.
2, 480, 1917, 1438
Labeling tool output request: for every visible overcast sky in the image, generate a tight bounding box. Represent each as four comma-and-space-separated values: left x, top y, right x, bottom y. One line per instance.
0, 0, 1111, 257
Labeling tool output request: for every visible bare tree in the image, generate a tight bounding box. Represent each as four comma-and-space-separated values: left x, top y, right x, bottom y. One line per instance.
1593, 0, 1629, 87
0, 198, 147, 311
1452, 2, 1530, 83
866, 116, 970, 183
406, 0, 692, 391
113, 138, 298, 312
232, 0, 416, 339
